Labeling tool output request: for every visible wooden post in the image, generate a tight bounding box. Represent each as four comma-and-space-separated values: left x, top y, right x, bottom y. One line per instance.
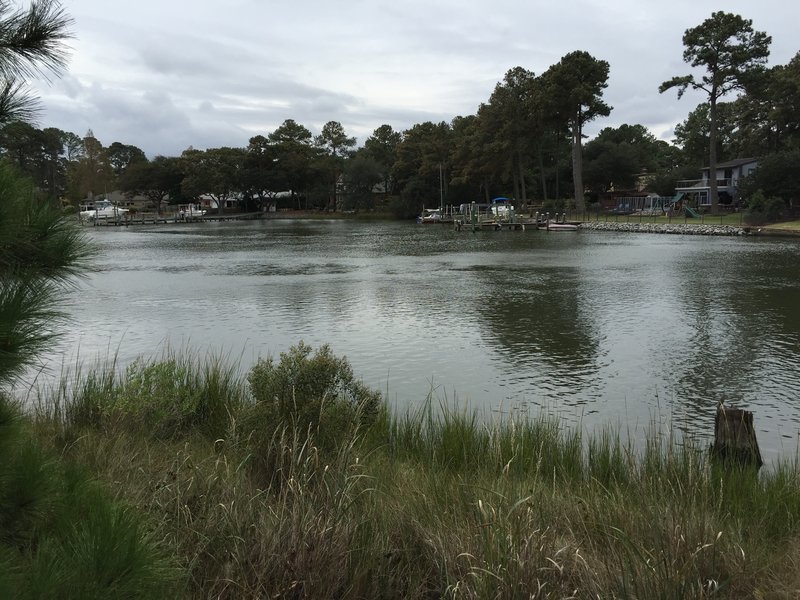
710, 405, 763, 468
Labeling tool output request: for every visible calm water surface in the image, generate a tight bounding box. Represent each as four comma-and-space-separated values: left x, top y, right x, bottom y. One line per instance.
30, 220, 800, 460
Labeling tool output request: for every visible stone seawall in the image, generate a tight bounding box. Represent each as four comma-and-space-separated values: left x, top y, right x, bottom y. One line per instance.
578, 221, 749, 236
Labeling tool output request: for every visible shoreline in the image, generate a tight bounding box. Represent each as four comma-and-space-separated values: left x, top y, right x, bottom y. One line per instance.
577, 221, 751, 236
578, 220, 800, 237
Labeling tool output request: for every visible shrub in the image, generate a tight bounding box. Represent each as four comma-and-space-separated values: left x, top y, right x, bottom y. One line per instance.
744, 189, 786, 225
244, 343, 382, 477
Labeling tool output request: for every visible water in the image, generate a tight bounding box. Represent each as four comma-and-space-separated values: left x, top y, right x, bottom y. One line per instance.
27, 219, 800, 460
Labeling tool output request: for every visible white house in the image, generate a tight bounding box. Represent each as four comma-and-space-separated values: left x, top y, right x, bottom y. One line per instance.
675, 158, 758, 207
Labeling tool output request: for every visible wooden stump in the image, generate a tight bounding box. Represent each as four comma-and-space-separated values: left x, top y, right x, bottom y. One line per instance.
710, 406, 763, 468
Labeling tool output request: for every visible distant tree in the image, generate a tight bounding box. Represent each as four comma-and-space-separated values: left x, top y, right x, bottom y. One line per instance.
39, 126, 65, 199
583, 124, 662, 192
181, 147, 245, 214
674, 103, 738, 167
0, 121, 43, 175
660, 11, 771, 212
729, 52, 800, 155
738, 150, 800, 208
68, 129, 113, 200
105, 141, 147, 181
268, 119, 318, 209
767, 53, 800, 150
647, 164, 703, 197
0, 0, 73, 125
477, 67, 538, 203
543, 51, 612, 211
315, 121, 356, 210
241, 135, 286, 211
61, 130, 84, 160
118, 155, 183, 213
393, 121, 452, 209
0, 122, 70, 199
363, 124, 401, 196
342, 151, 382, 210
449, 114, 489, 203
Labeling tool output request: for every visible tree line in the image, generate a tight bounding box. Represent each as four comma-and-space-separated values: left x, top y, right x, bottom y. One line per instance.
2, 9, 799, 219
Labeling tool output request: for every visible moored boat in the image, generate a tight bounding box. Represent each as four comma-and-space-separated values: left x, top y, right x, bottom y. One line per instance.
546, 222, 579, 231
79, 199, 129, 221
417, 208, 443, 224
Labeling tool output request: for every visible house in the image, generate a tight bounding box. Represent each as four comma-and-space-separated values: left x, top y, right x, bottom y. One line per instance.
197, 194, 241, 211
675, 158, 758, 207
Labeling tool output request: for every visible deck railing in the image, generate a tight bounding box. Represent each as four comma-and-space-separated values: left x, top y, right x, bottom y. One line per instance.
676, 178, 733, 190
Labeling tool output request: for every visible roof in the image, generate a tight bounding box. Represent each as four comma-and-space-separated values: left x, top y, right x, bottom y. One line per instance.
701, 158, 758, 170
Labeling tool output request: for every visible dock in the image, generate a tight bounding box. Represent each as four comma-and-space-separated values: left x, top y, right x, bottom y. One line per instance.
82, 211, 267, 227
452, 212, 579, 232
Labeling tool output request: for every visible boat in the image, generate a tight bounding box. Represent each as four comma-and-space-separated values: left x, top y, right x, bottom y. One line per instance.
417, 208, 443, 224
546, 222, 579, 231
490, 197, 513, 218
79, 199, 129, 221
177, 204, 207, 219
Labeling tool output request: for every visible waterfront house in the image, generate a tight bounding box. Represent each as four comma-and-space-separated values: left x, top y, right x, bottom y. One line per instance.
675, 158, 758, 208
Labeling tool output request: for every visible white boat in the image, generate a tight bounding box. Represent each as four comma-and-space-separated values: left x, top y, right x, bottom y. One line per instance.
417, 208, 443, 224
79, 199, 129, 221
546, 222, 579, 231
177, 204, 207, 219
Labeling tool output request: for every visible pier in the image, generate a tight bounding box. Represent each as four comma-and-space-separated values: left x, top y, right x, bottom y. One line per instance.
82, 211, 267, 226
452, 211, 578, 232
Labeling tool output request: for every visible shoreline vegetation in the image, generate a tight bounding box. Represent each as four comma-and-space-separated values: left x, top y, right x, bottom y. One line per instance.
6, 345, 800, 598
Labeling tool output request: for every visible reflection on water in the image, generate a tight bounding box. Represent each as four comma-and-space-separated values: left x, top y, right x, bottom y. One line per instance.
26, 220, 800, 461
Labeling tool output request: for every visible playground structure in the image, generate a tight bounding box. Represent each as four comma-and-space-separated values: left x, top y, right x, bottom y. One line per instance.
611, 192, 704, 218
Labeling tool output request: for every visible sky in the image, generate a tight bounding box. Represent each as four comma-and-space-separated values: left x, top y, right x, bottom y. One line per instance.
28, 0, 800, 158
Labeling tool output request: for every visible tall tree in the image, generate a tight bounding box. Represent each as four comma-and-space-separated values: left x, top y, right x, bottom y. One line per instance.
0, 0, 73, 125
659, 11, 771, 212
69, 129, 112, 200
392, 121, 452, 211
478, 67, 538, 203
268, 119, 317, 209
583, 124, 678, 192
105, 141, 146, 181
118, 155, 183, 213
449, 114, 489, 203
241, 135, 286, 210
181, 147, 245, 214
315, 121, 356, 210
674, 103, 738, 168
543, 51, 611, 211
364, 124, 401, 196
342, 150, 382, 210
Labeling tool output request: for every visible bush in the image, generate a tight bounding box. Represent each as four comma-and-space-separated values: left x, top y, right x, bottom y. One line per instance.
541, 198, 567, 214
244, 343, 382, 476
744, 189, 786, 225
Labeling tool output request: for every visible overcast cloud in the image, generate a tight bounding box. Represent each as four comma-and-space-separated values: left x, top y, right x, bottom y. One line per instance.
28, 0, 800, 157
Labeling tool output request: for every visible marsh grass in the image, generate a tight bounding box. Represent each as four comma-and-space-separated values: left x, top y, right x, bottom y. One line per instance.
35, 348, 245, 441
22, 348, 800, 598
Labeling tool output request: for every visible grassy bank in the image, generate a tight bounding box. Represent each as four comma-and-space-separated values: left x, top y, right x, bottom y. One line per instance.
17, 345, 800, 598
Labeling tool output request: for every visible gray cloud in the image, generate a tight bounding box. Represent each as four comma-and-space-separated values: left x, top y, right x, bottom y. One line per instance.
27, 0, 800, 156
